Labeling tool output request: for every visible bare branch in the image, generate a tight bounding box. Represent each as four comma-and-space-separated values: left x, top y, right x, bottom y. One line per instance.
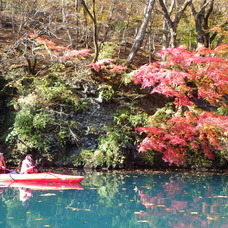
174, 0, 192, 26
205, 0, 214, 23
158, 0, 173, 28
80, 0, 95, 23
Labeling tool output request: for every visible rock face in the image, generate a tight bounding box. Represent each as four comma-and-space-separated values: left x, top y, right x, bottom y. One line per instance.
0, 75, 10, 153
71, 101, 118, 153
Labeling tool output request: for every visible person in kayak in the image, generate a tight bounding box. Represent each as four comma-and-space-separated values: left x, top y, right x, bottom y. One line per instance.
0, 153, 7, 173
20, 154, 37, 174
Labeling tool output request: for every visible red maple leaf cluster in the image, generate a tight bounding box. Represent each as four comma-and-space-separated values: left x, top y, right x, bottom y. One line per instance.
134, 45, 228, 108
134, 45, 228, 166
88, 58, 126, 74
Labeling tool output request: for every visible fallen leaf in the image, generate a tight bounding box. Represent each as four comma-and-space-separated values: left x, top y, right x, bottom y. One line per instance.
145, 203, 154, 206
40, 193, 56, 197
134, 211, 145, 214
207, 216, 218, 221
66, 207, 91, 212
213, 196, 228, 198
137, 220, 149, 223
164, 208, 173, 211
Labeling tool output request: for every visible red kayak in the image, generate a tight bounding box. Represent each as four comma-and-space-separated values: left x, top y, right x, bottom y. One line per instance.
0, 172, 84, 183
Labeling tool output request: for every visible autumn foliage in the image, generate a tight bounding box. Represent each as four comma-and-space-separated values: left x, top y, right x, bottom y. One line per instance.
88, 58, 127, 74
29, 31, 91, 62
134, 45, 228, 107
29, 31, 126, 75
134, 45, 228, 166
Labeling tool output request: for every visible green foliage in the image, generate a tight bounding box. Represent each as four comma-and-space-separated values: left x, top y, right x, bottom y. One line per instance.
99, 84, 115, 102
32, 75, 82, 109
147, 103, 175, 126
114, 108, 149, 129
185, 149, 213, 168
140, 150, 157, 166
6, 107, 51, 152
99, 44, 116, 59
216, 106, 228, 116
4, 62, 90, 164
79, 132, 126, 169
177, 13, 196, 49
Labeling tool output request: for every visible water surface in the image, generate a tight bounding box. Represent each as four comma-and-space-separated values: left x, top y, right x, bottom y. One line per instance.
0, 171, 227, 228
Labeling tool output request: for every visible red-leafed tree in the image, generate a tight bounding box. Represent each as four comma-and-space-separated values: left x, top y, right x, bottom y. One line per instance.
133, 45, 228, 167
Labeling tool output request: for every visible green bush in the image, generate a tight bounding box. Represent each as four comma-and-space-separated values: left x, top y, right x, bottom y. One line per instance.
4, 64, 89, 164
78, 132, 126, 169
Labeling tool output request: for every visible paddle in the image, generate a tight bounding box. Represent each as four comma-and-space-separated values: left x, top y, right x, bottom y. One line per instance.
4, 169, 17, 174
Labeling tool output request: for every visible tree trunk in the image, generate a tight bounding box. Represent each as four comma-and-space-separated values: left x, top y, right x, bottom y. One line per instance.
74, 0, 80, 49
81, 0, 99, 62
161, 0, 175, 48
191, 0, 214, 48
159, 0, 192, 48
125, 0, 156, 66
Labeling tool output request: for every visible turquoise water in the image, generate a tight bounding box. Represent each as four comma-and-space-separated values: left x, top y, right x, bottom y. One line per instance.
0, 171, 227, 228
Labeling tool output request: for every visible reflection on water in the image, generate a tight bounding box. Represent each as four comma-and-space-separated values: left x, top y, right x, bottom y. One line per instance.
136, 174, 227, 227
19, 188, 33, 204
0, 171, 227, 228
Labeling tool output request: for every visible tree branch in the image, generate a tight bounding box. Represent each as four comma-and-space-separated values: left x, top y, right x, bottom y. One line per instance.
80, 0, 95, 23
196, 1, 210, 17
159, 0, 174, 28
174, 0, 192, 26
205, 0, 214, 24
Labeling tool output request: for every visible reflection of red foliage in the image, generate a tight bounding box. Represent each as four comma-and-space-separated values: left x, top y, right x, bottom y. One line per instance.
137, 177, 226, 228
168, 219, 209, 228
138, 190, 166, 208
162, 179, 184, 194
171, 200, 188, 210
